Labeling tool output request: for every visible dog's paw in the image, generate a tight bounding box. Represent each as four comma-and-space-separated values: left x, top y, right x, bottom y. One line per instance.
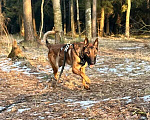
84, 84, 90, 90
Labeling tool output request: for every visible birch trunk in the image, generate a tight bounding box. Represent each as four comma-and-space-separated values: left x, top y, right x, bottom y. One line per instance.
71, 0, 75, 38
92, 0, 97, 38
52, 0, 62, 43
76, 0, 81, 37
85, 0, 92, 40
39, 0, 44, 39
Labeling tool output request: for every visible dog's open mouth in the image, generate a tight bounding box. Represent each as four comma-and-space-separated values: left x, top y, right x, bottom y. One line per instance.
89, 65, 94, 68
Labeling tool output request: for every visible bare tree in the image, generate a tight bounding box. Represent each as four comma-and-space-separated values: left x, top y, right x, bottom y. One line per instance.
92, 0, 97, 38
20, 16, 24, 36
85, 0, 92, 40
125, 0, 131, 38
71, 0, 75, 38
63, 0, 66, 35
52, 0, 62, 43
39, 0, 44, 39
106, 14, 109, 35
0, 0, 4, 35
99, 7, 104, 37
33, 12, 38, 37
23, 0, 35, 41
76, 0, 81, 37
147, 0, 150, 25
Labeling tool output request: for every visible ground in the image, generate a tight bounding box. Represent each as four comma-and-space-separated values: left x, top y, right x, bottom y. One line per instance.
0, 36, 150, 120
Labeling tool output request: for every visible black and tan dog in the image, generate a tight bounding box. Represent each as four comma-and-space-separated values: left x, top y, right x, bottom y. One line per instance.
46, 37, 98, 89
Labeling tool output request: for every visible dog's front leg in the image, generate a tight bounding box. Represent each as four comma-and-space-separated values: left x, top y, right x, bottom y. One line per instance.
72, 63, 90, 89
80, 63, 91, 84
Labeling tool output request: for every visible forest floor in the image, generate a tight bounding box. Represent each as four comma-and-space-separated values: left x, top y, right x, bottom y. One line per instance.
0, 36, 150, 120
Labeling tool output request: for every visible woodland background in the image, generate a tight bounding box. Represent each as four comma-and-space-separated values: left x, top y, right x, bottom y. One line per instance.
0, 0, 150, 119
0, 0, 150, 43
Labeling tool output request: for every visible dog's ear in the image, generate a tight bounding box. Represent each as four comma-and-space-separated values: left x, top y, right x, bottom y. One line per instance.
84, 37, 89, 45
93, 38, 98, 48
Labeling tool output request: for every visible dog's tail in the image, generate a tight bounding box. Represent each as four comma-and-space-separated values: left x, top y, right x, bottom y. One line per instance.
46, 39, 51, 48
43, 30, 55, 48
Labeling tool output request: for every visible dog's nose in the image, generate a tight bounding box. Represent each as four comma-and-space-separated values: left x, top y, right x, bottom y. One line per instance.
91, 61, 95, 65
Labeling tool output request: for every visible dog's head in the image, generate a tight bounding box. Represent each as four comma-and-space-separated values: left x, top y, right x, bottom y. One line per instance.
83, 37, 98, 66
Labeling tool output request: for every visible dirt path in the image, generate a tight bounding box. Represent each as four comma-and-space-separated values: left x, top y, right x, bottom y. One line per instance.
0, 37, 150, 119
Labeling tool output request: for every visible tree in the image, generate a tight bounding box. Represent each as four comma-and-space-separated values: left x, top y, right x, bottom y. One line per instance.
92, 0, 97, 38
63, 0, 66, 35
52, 0, 62, 43
125, 0, 131, 38
23, 0, 35, 41
147, 0, 150, 26
0, 0, 3, 35
97, 0, 113, 36
99, 7, 104, 37
76, 0, 81, 37
85, 0, 92, 40
39, 0, 44, 39
71, 0, 75, 38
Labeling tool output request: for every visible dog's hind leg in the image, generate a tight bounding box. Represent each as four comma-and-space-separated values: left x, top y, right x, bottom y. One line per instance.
48, 54, 59, 80
51, 63, 58, 80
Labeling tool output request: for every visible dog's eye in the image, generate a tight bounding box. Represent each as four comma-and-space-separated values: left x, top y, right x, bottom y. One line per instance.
94, 51, 97, 54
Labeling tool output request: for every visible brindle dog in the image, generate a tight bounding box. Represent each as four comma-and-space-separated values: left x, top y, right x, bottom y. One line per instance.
46, 37, 98, 89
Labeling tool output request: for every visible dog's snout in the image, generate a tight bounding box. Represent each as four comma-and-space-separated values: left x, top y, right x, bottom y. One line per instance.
90, 60, 95, 65
92, 61, 95, 65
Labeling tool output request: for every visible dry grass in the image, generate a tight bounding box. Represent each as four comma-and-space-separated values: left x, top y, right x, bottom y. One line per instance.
0, 35, 150, 119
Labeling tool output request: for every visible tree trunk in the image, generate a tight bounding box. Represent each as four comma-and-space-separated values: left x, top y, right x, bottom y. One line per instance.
68, 0, 71, 32
125, 0, 131, 38
20, 16, 24, 36
85, 0, 92, 40
147, 0, 150, 25
52, 0, 62, 43
99, 7, 104, 37
71, 0, 75, 38
33, 14, 38, 37
23, 0, 35, 42
76, 0, 81, 37
39, 0, 44, 39
0, 1, 4, 35
106, 14, 110, 35
63, 0, 66, 35
92, 0, 97, 38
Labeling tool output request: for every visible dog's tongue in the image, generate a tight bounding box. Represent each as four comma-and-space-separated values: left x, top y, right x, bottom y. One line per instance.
89, 65, 94, 68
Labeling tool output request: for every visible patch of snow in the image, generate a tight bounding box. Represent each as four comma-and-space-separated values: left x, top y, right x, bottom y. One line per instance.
18, 108, 31, 113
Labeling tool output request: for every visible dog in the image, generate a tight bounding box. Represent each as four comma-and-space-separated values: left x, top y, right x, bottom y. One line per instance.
46, 37, 98, 89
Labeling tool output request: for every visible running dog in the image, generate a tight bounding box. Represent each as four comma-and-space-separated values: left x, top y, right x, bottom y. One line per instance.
46, 37, 98, 89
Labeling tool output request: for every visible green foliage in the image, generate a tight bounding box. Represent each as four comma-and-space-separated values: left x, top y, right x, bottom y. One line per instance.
97, 0, 113, 14
3, 0, 22, 33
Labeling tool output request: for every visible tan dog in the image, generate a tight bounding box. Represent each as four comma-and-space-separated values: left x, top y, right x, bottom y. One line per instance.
46, 38, 98, 89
